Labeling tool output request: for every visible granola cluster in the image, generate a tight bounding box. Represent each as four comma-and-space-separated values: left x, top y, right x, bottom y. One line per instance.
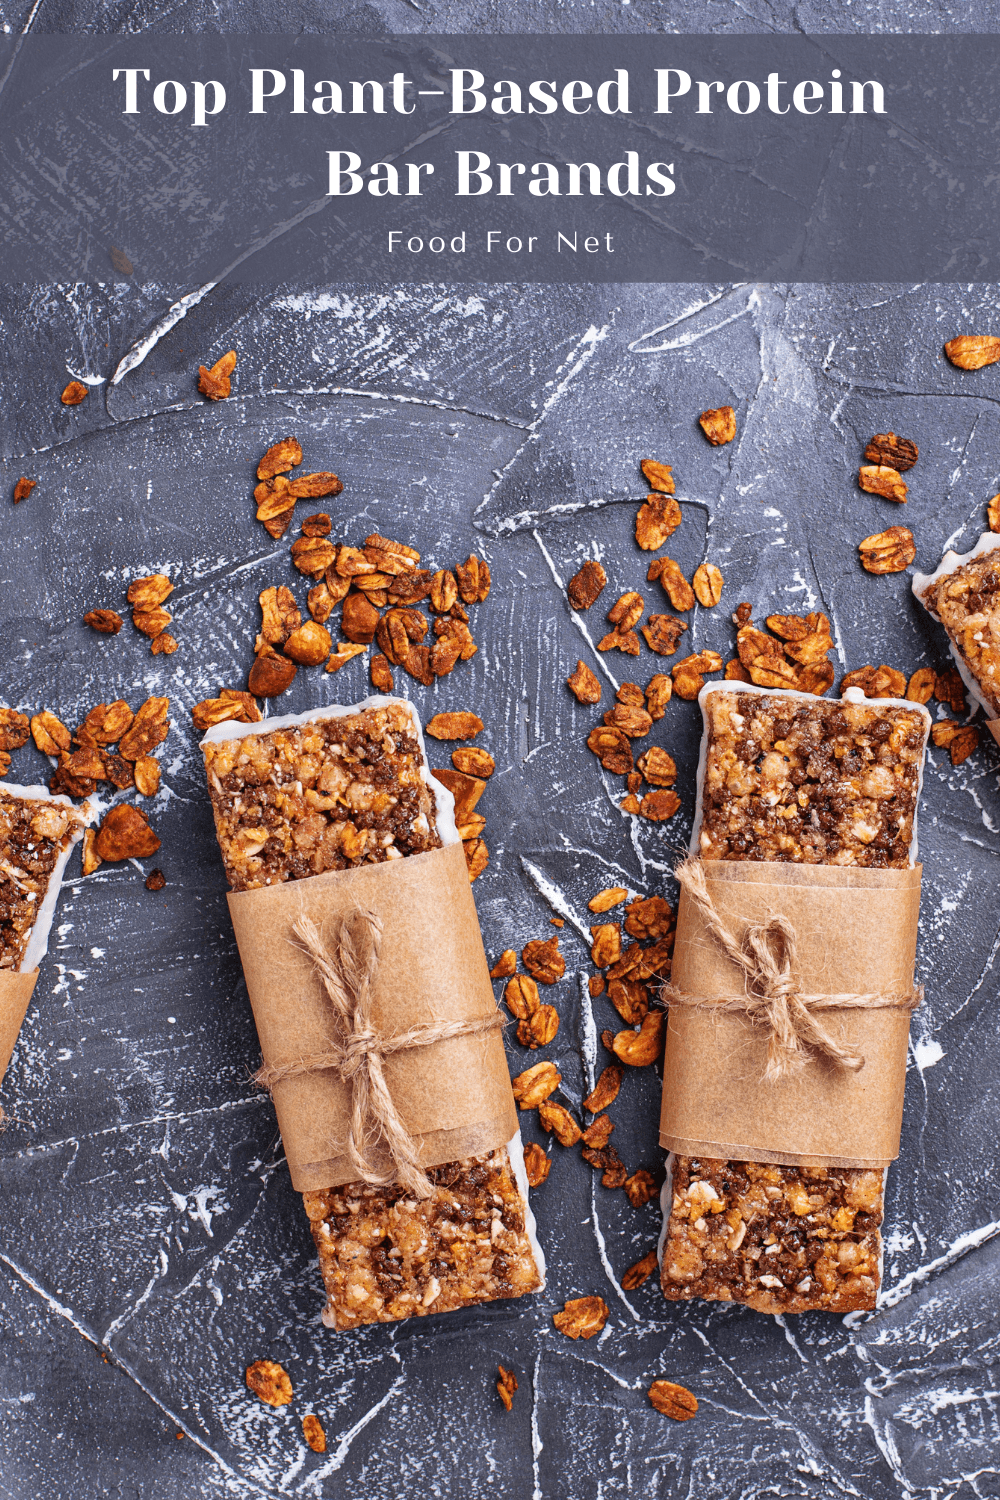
303, 1146, 541, 1331
917, 550, 1000, 717
698, 690, 927, 867
661, 1156, 883, 1314
0, 793, 87, 970
203, 702, 442, 891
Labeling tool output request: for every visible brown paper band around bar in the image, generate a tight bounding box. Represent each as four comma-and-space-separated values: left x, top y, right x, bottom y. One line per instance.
986, 720, 1000, 748
227, 841, 518, 1193
0, 970, 39, 1085
659, 861, 922, 1170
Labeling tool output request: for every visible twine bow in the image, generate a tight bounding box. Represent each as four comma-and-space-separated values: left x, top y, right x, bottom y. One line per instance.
661, 857, 922, 1081
254, 909, 504, 1199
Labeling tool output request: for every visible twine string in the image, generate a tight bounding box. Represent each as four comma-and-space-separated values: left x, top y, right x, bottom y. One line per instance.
661, 857, 922, 1081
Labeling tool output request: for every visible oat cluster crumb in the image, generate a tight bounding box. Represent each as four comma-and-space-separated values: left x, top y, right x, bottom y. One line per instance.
0, 793, 87, 970
918, 550, 1000, 717
303, 1147, 540, 1331
203, 702, 441, 891
698, 690, 927, 867
661, 1156, 883, 1314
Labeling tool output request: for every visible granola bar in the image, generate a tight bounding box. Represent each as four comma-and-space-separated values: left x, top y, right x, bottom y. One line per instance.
913, 533, 1000, 716
662, 684, 929, 1313
695, 686, 928, 867
0, 786, 89, 973
201, 697, 543, 1327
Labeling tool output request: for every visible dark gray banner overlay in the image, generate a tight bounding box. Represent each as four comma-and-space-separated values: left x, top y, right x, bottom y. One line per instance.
1, 35, 997, 282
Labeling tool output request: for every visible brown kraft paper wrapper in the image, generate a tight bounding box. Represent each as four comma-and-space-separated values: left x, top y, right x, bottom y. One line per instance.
986, 721, 1000, 748
227, 840, 518, 1192
0, 970, 39, 1086
659, 861, 921, 1170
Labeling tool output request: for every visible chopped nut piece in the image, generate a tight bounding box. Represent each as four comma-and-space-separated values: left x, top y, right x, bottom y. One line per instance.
621, 1249, 659, 1290
624, 1169, 658, 1207
648, 1380, 698, 1421
597, 629, 641, 656
989, 495, 1000, 532
257, 438, 302, 481
589, 975, 606, 998
693, 562, 724, 607
248, 647, 297, 698
81, 828, 102, 876
430, 769, 486, 823
606, 592, 644, 633
451, 747, 495, 778
512, 1060, 561, 1108
523, 1143, 551, 1188
586, 725, 633, 775
522, 936, 565, 984
932, 720, 980, 764
145, 868, 166, 891
133, 757, 161, 797
567, 659, 602, 704
291, 537, 337, 578
191, 696, 251, 732
518, 1005, 559, 1048
934, 667, 966, 713
150, 632, 178, 656
425, 712, 484, 741
583, 1066, 623, 1114
944, 335, 1000, 370
324, 642, 367, 673
640, 613, 688, 656
504, 975, 541, 1020
538, 1100, 582, 1146
245, 1360, 293, 1407
288, 473, 342, 500
28, 710, 68, 755
552, 1296, 609, 1340
255, 473, 293, 521
672, 650, 723, 700
620, 793, 642, 815
455, 555, 490, 603
306, 581, 337, 624
581, 1143, 628, 1188
456, 814, 486, 841
639, 790, 680, 821
581, 1114, 614, 1149
13, 477, 36, 503
302, 1414, 326, 1453
906, 666, 936, 704
841, 664, 907, 699
567, 559, 607, 610
624, 896, 675, 942
119, 697, 169, 760
645, 674, 672, 719
649, 558, 695, 612
128, 574, 174, 610
612, 1011, 666, 1067
341, 594, 380, 645
284, 620, 333, 666
640, 459, 675, 494
62, 747, 105, 781
369, 653, 394, 693
698, 406, 736, 445
590, 923, 621, 969
636, 494, 682, 551
635, 747, 676, 787
488, 951, 515, 982
464, 837, 488, 881
83, 608, 123, 634
429, 570, 459, 615
60, 381, 88, 405
197, 349, 236, 400
858, 526, 916, 574
864, 433, 918, 472
132, 606, 173, 640
603, 704, 653, 738
859, 464, 908, 503
496, 1366, 518, 1413
617, 682, 644, 707
724, 658, 751, 682
95, 804, 161, 861
259, 586, 301, 645
588, 886, 628, 913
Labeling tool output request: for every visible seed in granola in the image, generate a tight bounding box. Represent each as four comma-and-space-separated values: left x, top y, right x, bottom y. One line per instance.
636, 494, 682, 551
325, 643, 367, 673
597, 628, 641, 656
301, 1414, 326, 1453
283, 621, 333, 666
145, 868, 166, 892
859, 464, 908, 503
512, 1060, 561, 1108
612, 1011, 666, 1067
932, 720, 979, 764
288, 472, 343, 500
0, 709, 31, 752
905, 666, 936, 704
95, 804, 161, 861
583, 1065, 623, 1113
60, 381, 88, 405
495, 1366, 518, 1413
989, 495, 1000, 533
944, 335, 1000, 370
522, 937, 565, 985
698, 406, 736, 445
624, 1169, 658, 1207
431, 769, 486, 822
133, 757, 161, 797
864, 433, 919, 472
841, 664, 907, 699
567, 559, 607, 610
586, 725, 634, 775
464, 838, 488, 881
589, 886, 627, 913
246, 1360, 293, 1407
83, 608, 123, 634
257, 438, 302, 480
425, 712, 484, 742
247, 646, 298, 697
567, 659, 602, 704
640, 459, 675, 494
504, 975, 540, 1020
13, 477, 36, 503
490, 949, 517, 979
451, 747, 494, 779
648, 1380, 698, 1421
693, 562, 724, 607
340, 594, 380, 644
621, 1249, 658, 1290
648, 558, 695, 612
553, 1296, 609, 1340
590, 923, 621, 969
197, 349, 236, 400
119, 697, 169, 760
523, 1142, 551, 1187
581, 1144, 628, 1188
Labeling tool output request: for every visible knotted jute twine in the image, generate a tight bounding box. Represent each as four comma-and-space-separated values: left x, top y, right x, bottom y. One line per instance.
660, 857, 923, 1082
254, 909, 505, 1200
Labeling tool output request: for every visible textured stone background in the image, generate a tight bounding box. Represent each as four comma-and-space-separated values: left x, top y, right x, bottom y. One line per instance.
2, 6, 1000, 1500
